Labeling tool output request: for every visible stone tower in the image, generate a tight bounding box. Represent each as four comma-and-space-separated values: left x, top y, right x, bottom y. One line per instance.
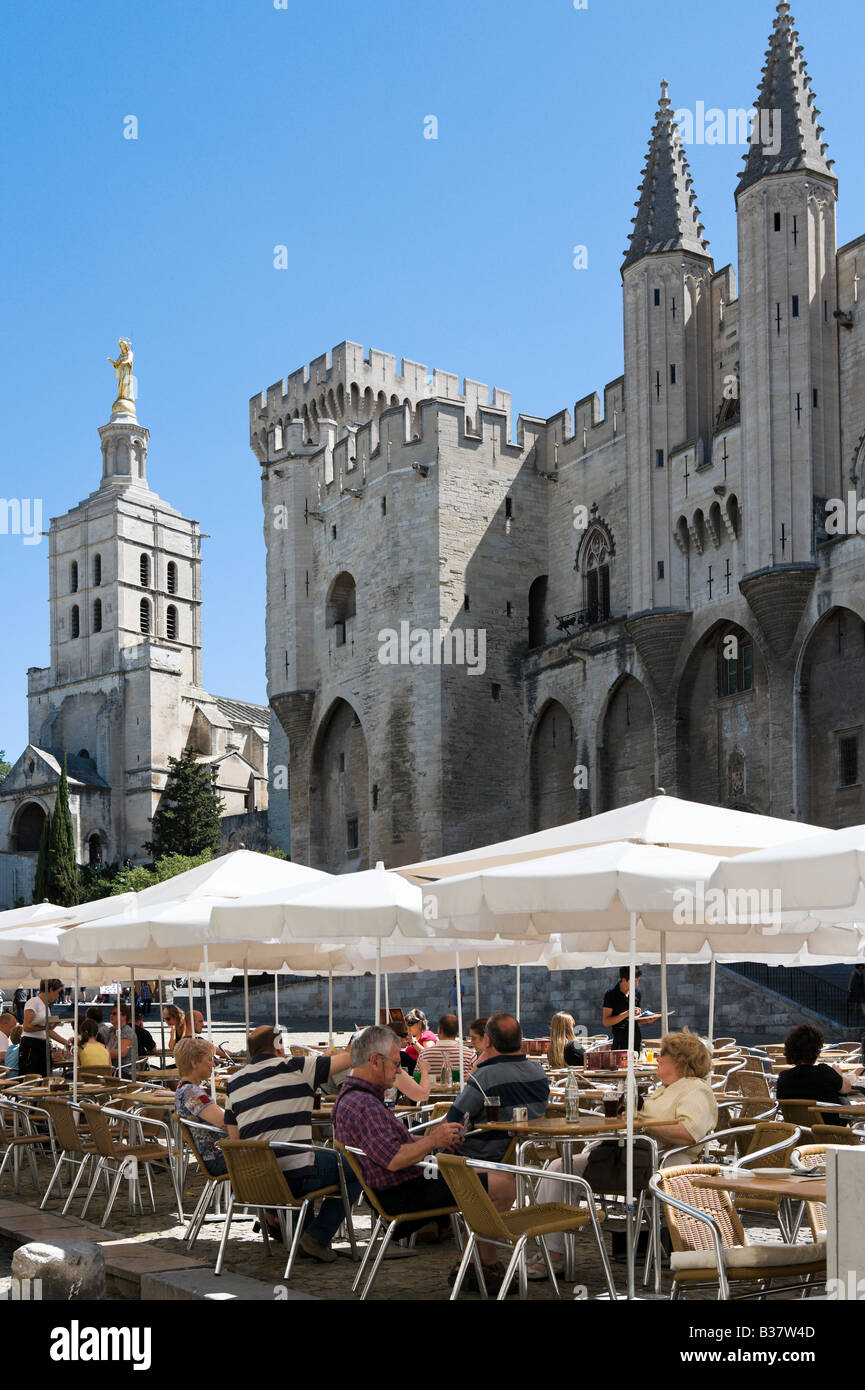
0, 357, 269, 899
736, 0, 840, 607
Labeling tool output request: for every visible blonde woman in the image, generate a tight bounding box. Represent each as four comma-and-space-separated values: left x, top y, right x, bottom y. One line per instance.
547, 1012, 585, 1068
529, 1030, 718, 1278
174, 1037, 228, 1175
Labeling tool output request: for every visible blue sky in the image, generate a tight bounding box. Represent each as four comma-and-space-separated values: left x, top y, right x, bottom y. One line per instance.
0, 0, 861, 761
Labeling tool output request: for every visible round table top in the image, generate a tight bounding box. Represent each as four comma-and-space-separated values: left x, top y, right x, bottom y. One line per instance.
477, 1114, 664, 1137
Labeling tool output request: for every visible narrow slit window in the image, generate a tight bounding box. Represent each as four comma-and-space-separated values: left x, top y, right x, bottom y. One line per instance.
93, 598, 102, 633
166, 605, 178, 641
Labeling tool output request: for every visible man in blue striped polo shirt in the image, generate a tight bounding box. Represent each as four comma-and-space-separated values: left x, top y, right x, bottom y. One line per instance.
224, 1026, 361, 1262
445, 1012, 549, 1161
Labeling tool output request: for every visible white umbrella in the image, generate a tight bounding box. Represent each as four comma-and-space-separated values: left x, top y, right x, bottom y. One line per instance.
708, 823, 865, 917
212, 863, 428, 942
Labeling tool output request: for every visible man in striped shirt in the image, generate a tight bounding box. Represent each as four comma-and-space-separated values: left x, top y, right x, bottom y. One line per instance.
420, 1015, 476, 1079
224, 1026, 361, 1262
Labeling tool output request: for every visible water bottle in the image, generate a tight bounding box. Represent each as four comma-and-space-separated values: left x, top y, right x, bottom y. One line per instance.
565, 1068, 580, 1122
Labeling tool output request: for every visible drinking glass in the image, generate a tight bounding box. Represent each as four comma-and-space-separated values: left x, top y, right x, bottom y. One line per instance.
483, 1095, 501, 1123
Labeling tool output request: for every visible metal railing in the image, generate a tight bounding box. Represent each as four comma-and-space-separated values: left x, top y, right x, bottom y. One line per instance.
724, 962, 856, 1028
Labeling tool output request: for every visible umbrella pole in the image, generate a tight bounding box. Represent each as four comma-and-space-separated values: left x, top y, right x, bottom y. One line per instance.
203, 946, 216, 1102
116, 979, 121, 1076
660, 932, 668, 1035
73, 967, 79, 1103
189, 977, 196, 1037
474, 963, 480, 1016
158, 977, 165, 1057
626, 910, 637, 1302
455, 951, 463, 1089
384, 971, 390, 1019
328, 967, 333, 1047
243, 963, 250, 1057
274, 974, 279, 1029
130, 967, 139, 1083
708, 953, 716, 1042
516, 963, 521, 1019
374, 940, 381, 1026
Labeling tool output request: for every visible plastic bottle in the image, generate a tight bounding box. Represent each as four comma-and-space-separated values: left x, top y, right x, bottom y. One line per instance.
565, 1068, 580, 1122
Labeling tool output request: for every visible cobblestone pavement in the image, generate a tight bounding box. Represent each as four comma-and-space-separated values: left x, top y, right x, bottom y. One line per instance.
2, 1025, 825, 1302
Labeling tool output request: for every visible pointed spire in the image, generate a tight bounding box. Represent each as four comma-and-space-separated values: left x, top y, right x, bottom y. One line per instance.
737, 2, 834, 194
622, 81, 711, 272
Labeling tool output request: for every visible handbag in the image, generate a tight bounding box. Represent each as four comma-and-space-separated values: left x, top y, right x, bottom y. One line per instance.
584, 1139, 654, 1194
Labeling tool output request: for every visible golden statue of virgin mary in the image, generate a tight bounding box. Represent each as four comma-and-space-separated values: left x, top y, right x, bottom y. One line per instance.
108, 338, 136, 417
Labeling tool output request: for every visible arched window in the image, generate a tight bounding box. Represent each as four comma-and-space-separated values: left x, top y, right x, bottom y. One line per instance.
166, 561, 177, 595
676, 515, 690, 553
88, 833, 102, 866
93, 553, 102, 587
140, 553, 150, 587
93, 598, 102, 633
326, 572, 356, 647
166, 605, 178, 641
140, 598, 151, 635
70, 605, 80, 638
727, 494, 740, 539
70, 561, 78, 593
528, 576, 548, 648
582, 527, 611, 623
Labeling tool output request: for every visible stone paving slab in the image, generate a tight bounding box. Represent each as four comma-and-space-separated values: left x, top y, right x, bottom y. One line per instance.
140, 1267, 316, 1301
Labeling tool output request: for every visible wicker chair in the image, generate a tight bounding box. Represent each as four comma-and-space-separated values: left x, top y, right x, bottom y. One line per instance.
334, 1139, 459, 1301
38, 1097, 107, 1215
437, 1153, 615, 1301
790, 1144, 832, 1243
0, 1097, 59, 1195
78, 1102, 183, 1227
728, 1121, 801, 1240
810, 1123, 861, 1146
178, 1119, 231, 1251
215, 1138, 354, 1281
650, 1164, 826, 1300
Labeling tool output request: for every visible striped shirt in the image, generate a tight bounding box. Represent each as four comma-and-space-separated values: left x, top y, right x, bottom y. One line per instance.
418, 1040, 476, 1077
224, 1053, 330, 1177
446, 1053, 549, 1157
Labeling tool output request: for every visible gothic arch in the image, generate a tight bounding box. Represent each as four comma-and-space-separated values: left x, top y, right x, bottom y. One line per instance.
576, 521, 615, 623
309, 697, 369, 871
528, 699, 578, 832
598, 675, 656, 810
676, 619, 768, 811
799, 606, 865, 827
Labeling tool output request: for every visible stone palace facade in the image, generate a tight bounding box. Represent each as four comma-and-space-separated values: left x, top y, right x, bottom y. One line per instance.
254, 2, 865, 872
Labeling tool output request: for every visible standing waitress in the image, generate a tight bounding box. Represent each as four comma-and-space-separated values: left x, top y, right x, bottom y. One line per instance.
602, 966, 644, 1055
19, 979, 67, 1077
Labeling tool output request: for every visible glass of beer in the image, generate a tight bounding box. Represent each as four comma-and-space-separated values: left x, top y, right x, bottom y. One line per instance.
484, 1095, 501, 1123
602, 1087, 620, 1118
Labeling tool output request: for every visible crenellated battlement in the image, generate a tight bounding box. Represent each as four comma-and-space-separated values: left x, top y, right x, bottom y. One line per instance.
249, 340, 513, 462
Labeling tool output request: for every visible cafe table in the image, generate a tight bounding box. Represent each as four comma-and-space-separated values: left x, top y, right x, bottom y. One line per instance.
477, 1113, 670, 1282
692, 1170, 827, 1205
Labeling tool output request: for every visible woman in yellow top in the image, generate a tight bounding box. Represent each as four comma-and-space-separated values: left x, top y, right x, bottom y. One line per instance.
78, 1018, 111, 1070
529, 1030, 718, 1278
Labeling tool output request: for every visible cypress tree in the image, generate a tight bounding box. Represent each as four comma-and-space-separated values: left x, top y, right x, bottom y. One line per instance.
32, 810, 52, 903
45, 755, 79, 906
146, 746, 224, 859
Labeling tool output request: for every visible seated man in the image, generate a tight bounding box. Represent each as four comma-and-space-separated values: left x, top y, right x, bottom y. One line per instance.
420, 1014, 477, 1079
444, 1011, 549, 1162
104, 1003, 136, 1078
334, 1025, 520, 1292
224, 1025, 361, 1262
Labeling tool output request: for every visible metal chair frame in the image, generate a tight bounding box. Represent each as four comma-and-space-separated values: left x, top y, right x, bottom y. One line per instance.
77, 1103, 183, 1227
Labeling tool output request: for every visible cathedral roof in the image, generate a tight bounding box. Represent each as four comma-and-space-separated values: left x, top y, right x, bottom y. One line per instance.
736, 1, 834, 195
622, 81, 711, 272
214, 695, 270, 729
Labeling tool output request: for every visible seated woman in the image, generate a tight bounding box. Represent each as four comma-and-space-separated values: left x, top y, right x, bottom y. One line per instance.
78, 1018, 111, 1071
85, 1006, 108, 1043
4, 1024, 22, 1077
529, 1029, 718, 1278
547, 1012, 585, 1068
776, 1024, 857, 1124
173, 1037, 228, 1176
403, 1009, 437, 1064
468, 1017, 489, 1071
163, 1005, 233, 1061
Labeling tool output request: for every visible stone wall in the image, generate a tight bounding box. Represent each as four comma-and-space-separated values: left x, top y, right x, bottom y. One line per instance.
183, 960, 842, 1047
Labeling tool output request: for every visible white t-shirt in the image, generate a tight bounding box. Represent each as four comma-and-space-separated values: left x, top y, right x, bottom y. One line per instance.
22, 993, 47, 1041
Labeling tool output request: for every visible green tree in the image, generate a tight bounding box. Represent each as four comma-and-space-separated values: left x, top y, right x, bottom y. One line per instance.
0, 750, 11, 782
33, 810, 52, 902
146, 747, 223, 860
43, 755, 78, 906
